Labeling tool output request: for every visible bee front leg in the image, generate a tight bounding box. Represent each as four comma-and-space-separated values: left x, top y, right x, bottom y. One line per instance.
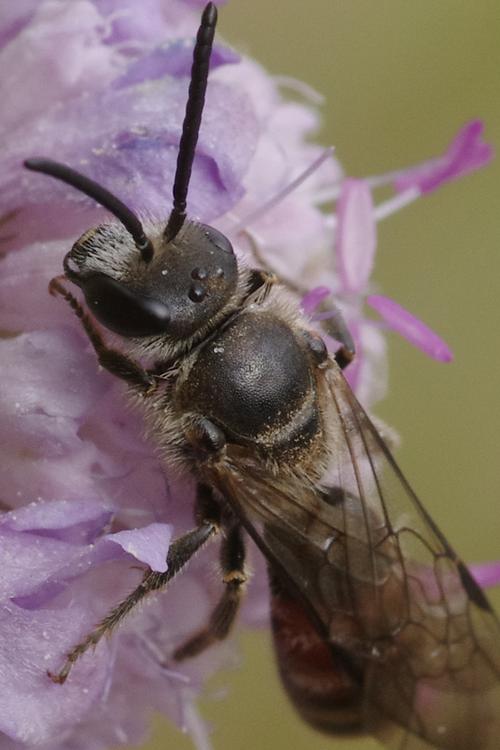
48, 520, 219, 685
49, 276, 157, 392
173, 522, 247, 661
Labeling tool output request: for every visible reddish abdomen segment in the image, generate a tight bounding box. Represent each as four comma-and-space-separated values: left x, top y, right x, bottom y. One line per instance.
270, 578, 364, 735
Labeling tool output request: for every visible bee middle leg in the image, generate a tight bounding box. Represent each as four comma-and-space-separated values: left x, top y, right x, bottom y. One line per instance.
49, 276, 157, 392
173, 522, 247, 662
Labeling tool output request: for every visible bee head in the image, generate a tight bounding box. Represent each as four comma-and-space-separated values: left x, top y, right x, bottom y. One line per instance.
24, 3, 237, 342
63, 217, 238, 339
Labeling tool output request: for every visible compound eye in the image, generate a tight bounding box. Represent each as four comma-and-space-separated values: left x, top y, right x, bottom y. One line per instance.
81, 272, 170, 337
200, 224, 234, 255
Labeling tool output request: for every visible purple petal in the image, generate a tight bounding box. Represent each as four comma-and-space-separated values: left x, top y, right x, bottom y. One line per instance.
0, 2, 37, 51
0, 329, 107, 422
335, 179, 376, 293
106, 523, 173, 572
394, 121, 494, 195
0, 500, 137, 607
95, 0, 196, 46
0, 602, 110, 744
0, 241, 73, 331
300, 286, 331, 315
1, 499, 110, 533
0, 526, 93, 601
6, 77, 257, 233
114, 41, 239, 89
181, 0, 228, 6
0, 1, 121, 133
367, 295, 453, 362
0, 325, 181, 527
1, 498, 113, 546
470, 562, 500, 590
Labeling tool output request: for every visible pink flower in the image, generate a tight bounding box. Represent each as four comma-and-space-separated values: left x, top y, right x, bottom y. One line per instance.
0, 2, 495, 749
298, 119, 493, 399
393, 120, 493, 195
299, 176, 454, 402
471, 562, 500, 590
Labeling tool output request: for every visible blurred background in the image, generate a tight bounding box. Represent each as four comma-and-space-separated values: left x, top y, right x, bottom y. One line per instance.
134, 2, 500, 749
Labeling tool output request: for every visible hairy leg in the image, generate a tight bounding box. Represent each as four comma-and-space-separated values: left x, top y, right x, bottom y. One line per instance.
49, 521, 219, 684
174, 523, 247, 661
49, 276, 157, 391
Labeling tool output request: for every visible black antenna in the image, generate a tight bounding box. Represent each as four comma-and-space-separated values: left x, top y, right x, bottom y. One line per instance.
24, 158, 154, 262
164, 2, 218, 241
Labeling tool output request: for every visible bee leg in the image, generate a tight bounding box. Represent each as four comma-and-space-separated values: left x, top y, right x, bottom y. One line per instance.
0, 208, 18, 244
49, 276, 156, 392
173, 523, 246, 661
301, 315, 355, 371
245, 268, 277, 303
326, 306, 356, 370
241, 233, 356, 369
48, 520, 219, 685
183, 418, 227, 465
301, 329, 329, 366
303, 301, 355, 370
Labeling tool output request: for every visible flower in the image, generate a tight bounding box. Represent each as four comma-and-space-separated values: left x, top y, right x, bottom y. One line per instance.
303, 176, 454, 402
0, 2, 496, 750
470, 562, 500, 590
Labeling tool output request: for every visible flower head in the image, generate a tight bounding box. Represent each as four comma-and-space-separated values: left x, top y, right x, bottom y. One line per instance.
0, 2, 495, 749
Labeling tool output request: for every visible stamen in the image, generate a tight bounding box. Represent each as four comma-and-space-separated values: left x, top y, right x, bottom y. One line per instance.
363, 166, 432, 190
273, 75, 325, 106
232, 147, 334, 233
181, 694, 213, 750
373, 186, 421, 222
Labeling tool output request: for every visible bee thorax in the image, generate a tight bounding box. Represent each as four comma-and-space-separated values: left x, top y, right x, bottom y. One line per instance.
176, 311, 323, 460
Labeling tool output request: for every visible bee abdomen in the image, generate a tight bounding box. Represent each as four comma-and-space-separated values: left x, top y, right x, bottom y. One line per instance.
270, 579, 364, 735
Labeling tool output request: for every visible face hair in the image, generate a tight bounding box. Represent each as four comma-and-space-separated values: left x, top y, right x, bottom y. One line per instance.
23, 158, 155, 262
164, 1, 218, 242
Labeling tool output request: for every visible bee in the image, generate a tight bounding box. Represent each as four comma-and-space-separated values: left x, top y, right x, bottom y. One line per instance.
24, 3, 500, 749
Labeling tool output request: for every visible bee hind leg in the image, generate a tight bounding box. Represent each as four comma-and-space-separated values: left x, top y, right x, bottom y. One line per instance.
48, 520, 219, 685
173, 523, 247, 661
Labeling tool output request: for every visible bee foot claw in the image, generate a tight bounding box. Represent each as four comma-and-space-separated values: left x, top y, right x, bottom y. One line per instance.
47, 667, 69, 684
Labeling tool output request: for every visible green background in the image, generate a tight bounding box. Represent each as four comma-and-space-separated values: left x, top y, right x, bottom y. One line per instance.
133, 2, 500, 749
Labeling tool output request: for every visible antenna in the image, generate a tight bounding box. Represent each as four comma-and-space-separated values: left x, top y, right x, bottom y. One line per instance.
24, 158, 154, 262
164, 2, 218, 241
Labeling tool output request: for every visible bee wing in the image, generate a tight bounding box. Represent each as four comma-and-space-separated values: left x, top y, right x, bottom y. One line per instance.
207, 361, 500, 750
